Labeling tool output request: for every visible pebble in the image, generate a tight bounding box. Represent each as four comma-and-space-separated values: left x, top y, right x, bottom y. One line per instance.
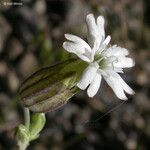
18, 52, 39, 78
0, 15, 12, 53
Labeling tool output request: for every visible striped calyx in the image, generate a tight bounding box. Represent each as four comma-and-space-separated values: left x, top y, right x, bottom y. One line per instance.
19, 59, 88, 113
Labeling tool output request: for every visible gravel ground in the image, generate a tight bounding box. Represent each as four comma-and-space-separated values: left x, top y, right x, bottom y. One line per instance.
0, 0, 149, 150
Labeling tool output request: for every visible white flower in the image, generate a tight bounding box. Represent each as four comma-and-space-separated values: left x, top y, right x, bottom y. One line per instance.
63, 14, 135, 100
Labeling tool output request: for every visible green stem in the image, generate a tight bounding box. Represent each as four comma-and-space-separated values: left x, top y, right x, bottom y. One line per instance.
19, 143, 28, 150
18, 108, 30, 150
24, 108, 30, 129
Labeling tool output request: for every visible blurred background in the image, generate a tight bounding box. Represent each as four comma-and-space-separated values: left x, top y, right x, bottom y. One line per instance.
0, 0, 150, 150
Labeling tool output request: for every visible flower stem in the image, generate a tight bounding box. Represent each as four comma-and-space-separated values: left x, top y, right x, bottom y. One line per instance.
18, 108, 30, 150
24, 108, 30, 129
19, 143, 28, 150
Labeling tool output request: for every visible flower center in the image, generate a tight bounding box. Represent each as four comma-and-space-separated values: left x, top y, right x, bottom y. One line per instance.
94, 54, 107, 69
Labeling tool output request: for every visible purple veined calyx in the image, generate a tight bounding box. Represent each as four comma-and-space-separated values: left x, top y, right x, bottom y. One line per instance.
19, 59, 88, 113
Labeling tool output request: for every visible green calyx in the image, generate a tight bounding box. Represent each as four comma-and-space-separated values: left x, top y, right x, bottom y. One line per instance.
19, 59, 88, 113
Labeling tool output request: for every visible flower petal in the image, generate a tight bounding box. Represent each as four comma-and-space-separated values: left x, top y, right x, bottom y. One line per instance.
105, 66, 124, 73
87, 72, 102, 97
113, 67, 124, 73
86, 14, 99, 47
86, 14, 98, 38
91, 39, 101, 60
103, 35, 111, 45
63, 42, 84, 54
96, 36, 111, 54
102, 71, 128, 100
103, 70, 134, 100
63, 42, 91, 62
77, 62, 99, 90
113, 47, 129, 56
115, 73, 135, 95
65, 34, 91, 52
114, 57, 135, 68
104, 46, 129, 57
97, 16, 105, 38
78, 54, 91, 62
104, 75, 127, 100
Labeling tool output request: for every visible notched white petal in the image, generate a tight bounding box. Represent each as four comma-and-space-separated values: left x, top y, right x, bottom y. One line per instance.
104, 46, 129, 57
104, 75, 128, 100
114, 57, 135, 68
63, 42, 91, 62
97, 36, 111, 54
104, 71, 135, 100
63, 42, 84, 54
64, 34, 91, 52
87, 72, 102, 97
97, 16, 105, 38
103, 35, 111, 45
86, 14, 98, 41
65, 34, 81, 42
77, 62, 99, 90
97, 16, 104, 26
78, 54, 91, 63
113, 67, 124, 73
86, 14, 97, 28
115, 47, 129, 56
117, 74, 135, 95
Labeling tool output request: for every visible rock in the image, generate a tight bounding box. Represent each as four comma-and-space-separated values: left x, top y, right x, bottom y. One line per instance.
0, 61, 8, 76
136, 70, 149, 86
0, 15, 12, 53
144, 61, 150, 74
134, 115, 145, 129
0, 93, 10, 105
34, 0, 46, 15
19, 0, 47, 30
33, 144, 46, 150
125, 134, 137, 150
134, 92, 150, 112
0, 0, 12, 11
18, 52, 39, 78
145, 119, 150, 136
7, 38, 23, 60
63, 0, 89, 32
7, 70, 19, 93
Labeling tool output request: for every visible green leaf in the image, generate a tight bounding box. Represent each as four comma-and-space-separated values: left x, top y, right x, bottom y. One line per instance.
29, 113, 46, 141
